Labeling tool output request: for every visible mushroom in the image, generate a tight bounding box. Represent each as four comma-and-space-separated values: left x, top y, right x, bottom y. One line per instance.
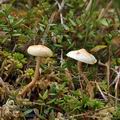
66, 48, 97, 86
18, 45, 53, 97
66, 48, 97, 65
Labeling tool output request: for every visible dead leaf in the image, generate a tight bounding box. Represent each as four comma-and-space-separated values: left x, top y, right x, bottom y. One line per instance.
65, 68, 74, 89
90, 45, 107, 53
112, 36, 120, 47
0, 31, 7, 36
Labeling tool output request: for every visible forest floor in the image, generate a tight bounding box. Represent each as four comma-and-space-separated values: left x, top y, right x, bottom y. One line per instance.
0, 0, 120, 120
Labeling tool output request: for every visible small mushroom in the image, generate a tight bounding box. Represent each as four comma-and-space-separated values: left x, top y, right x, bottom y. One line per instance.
18, 45, 53, 97
66, 48, 97, 65
66, 48, 97, 85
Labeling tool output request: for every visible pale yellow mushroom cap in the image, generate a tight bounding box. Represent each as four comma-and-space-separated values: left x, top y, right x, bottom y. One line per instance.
27, 45, 53, 57
66, 48, 97, 64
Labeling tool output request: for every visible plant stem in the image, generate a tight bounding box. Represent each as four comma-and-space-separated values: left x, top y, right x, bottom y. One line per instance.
18, 56, 41, 97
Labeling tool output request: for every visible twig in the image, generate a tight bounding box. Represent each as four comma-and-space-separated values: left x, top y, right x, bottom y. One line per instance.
106, 61, 110, 92
55, 0, 64, 25
60, 49, 64, 67
69, 106, 114, 119
110, 66, 120, 106
70, 114, 100, 119
41, 0, 64, 44
41, 11, 57, 44
95, 81, 108, 101
104, 92, 120, 101
98, 60, 110, 93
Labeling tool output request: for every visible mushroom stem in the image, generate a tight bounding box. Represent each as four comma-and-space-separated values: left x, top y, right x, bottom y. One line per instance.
77, 61, 83, 89
77, 61, 88, 89
33, 56, 41, 81
18, 56, 41, 97
77, 61, 83, 74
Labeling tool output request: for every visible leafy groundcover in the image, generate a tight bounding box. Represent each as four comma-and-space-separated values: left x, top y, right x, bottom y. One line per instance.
0, 0, 120, 120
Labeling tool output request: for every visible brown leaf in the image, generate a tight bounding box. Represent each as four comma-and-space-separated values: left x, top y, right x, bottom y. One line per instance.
112, 36, 120, 47
65, 68, 74, 89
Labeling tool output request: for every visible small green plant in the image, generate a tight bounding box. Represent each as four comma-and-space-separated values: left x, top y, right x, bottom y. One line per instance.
3, 51, 27, 69
81, 95, 104, 111
25, 68, 34, 78
12, 52, 27, 69
112, 107, 120, 120
0, 0, 120, 119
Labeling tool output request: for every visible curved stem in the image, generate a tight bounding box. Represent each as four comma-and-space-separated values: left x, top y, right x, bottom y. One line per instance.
18, 56, 41, 97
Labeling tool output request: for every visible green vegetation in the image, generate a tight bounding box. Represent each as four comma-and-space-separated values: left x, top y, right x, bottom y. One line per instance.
0, 0, 120, 119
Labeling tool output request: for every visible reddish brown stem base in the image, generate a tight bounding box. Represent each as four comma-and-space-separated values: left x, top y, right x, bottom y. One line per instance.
18, 57, 41, 97
77, 62, 88, 90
